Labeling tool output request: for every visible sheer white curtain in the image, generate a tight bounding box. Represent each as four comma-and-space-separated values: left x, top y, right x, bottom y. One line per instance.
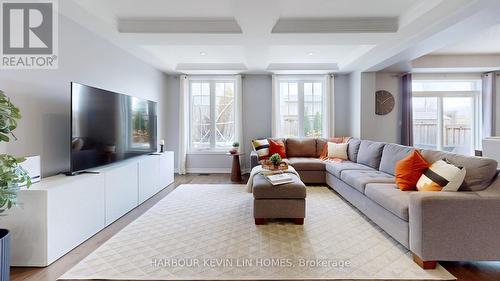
324, 74, 335, 137
178, 75, 189, 175
271, 74, 281, 137
234, 75, 244, 153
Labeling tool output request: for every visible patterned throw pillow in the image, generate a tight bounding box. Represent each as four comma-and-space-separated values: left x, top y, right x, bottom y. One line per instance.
252, 139, 269, 158
416, 159, 466, 192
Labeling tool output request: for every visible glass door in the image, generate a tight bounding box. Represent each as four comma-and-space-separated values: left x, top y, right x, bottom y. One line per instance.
442, 97, 474, 155
412, 95, 477, 155
413, 97, 439, 150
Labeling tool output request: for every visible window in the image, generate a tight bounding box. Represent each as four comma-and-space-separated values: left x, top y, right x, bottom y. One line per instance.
278, 78, 325, 137
412, 80, 481, 155
189, 79, 235, 151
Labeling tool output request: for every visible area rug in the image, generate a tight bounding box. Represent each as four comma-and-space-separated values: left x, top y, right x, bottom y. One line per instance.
59, 184, 455, 280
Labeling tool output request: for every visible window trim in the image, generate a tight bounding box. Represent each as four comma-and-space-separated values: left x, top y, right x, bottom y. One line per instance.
188, 77, 236, 153
412, 90, 481, 153
276, 76, 327, 138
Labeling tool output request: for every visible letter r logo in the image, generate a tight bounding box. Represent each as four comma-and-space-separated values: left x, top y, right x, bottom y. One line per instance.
2, 2, 53, 54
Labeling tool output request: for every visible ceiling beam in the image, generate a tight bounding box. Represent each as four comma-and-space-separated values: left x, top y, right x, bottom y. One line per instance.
267, 63, 338, 74
410, 54, 500, 72
118, 18, 242, 34
343, 0, 500, 72
272, 17, 398, 33
176, 63, 247, 74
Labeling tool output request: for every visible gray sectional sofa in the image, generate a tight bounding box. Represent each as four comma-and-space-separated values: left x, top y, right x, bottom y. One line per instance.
250, 138, 500, 268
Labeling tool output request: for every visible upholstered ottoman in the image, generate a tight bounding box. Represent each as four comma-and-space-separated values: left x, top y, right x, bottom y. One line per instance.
252, 173, 306, 225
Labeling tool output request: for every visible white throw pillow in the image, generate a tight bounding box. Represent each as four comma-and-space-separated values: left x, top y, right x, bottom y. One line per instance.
327, 142, 348, 160
416, 159, 466, 192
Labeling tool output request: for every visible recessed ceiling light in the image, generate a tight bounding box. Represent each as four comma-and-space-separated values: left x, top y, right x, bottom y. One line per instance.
200, 52, 207, 56
308, 52, 315, 56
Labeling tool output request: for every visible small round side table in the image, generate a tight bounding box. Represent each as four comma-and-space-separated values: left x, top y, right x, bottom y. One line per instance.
227, 153, 243, 183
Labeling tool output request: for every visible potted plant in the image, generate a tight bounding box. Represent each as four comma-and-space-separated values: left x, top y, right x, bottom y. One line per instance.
0, 90, 31, 281
269, 153, 282, 167
261, 153, 288, 171
229, 141, 239, 154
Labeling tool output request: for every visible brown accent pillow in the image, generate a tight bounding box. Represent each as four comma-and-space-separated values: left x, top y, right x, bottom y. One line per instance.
268, 139, 287, 158
319, 137, 351, 159
395, 150, 429, 191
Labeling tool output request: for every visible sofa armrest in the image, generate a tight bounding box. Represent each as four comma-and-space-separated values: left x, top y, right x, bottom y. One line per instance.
250, 150, 260, 170
409, 191, 500, 261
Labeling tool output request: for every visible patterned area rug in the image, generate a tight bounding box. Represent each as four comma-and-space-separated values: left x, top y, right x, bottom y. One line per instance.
60, 184, 455, 280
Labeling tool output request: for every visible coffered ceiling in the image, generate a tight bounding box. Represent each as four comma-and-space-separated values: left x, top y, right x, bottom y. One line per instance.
61, 0, 500, 74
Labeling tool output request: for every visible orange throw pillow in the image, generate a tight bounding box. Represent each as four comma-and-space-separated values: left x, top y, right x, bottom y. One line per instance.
268, 139, 287, 158
395, 150, 430, 191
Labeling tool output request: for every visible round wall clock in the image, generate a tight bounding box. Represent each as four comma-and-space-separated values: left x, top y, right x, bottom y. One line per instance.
375, 90, 395, 115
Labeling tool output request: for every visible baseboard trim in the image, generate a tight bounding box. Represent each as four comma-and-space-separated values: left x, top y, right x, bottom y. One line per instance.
178, 167, 251, 174
186, 168, 232, 174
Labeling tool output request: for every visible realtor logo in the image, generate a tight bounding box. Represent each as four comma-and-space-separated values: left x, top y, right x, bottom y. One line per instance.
1, 0, 58, 69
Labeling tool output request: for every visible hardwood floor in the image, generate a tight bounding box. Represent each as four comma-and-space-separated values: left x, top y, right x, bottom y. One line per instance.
11, 173, 500, 281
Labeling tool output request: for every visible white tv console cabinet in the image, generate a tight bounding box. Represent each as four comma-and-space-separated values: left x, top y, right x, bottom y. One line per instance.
0, 151, 174, 267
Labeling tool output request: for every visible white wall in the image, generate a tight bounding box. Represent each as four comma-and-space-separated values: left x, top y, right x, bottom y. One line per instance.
497, 73, 500, 136
334, 74, 351, 136
164, 75, 180, 169
0, 15, 168, 176
359, 72, 377, 140
348, 71, 361, 138
242, 75, 273, 169
360, 72, 402, 143
346, 72, 402, 144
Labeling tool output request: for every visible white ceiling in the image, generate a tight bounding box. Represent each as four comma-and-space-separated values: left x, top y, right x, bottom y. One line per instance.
63, 0, 500, 74
433, 23, 500, 55
75, 0, 416, 20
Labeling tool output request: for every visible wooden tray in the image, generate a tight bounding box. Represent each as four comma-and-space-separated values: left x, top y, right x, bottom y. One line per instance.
261, 160, 289, 171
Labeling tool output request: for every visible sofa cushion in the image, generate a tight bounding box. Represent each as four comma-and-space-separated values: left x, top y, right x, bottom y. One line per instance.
316, 137, 351, 158
416, 159, 466, 192
288, 157, 326, 171
325, 161, 374, 178
340, 170, 395, 193
286, 138, 317, 158
365, 183, 412, 221
421, 150, 498, 191
268, 139, 287, 158
379, 143, 415, 175
252, 138, 269, 158
347, 138, 361, 162
395, 150, 430, 191
357, 140, 385, 169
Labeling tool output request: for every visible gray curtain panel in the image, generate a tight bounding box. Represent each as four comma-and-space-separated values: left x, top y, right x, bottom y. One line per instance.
481, 72, 496, 138
400, 74, 413, 146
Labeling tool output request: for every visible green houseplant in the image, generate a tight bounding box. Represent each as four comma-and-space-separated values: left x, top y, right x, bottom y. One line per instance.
0, 90, 31, 211
269, 153, 282, 166
0, 90, 31, 281
229, 141, 240, 154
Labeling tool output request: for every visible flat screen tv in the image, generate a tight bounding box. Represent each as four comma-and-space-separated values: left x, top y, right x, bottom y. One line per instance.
70, 82, 157, 174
